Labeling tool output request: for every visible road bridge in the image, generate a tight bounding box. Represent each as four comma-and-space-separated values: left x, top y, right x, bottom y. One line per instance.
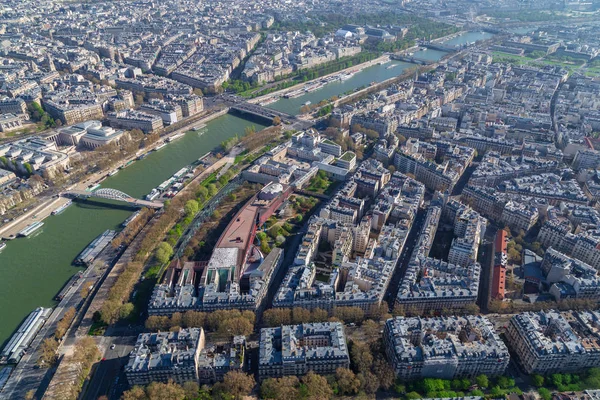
390, 54, 434, 65
62, 188, 164, 209
422, 42, 456, 52
229, 102, 293, 123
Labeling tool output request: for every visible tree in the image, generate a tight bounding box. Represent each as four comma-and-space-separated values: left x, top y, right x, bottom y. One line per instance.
291, 307, 311, 324
260, 376, 300, 399
351, 342, 373, 373
184, 200, 199, 217
156, 242, 174, 264
359, 371, 380, 394
301, 371, 333, 400
182, 381, 199, 400
55, 307, 76, 339
362, 319, 380, 342
532, 374, 544, 387
538, 388, 552, 400
475, 374, 489, 388
146, 381, 186, 400
272, 116, 281, 126
146, 315, 170, 331
39, 337, 59, 366
263, 308, 291, 326
196, 186, 209, 201
336, 367, 361, 395
122, 386, 147, 400
80, 285, 91, 299
406, 391, 422, 399
119, 302, 136, 320
207, 183, 218, 197
310, 308, 329, 322
215, 371, 255, 400
373, 358, 395, 390
23, 163, 33, 175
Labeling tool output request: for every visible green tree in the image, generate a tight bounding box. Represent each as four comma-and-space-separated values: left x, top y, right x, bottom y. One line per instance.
119, 302, 135, 320
184, 200, 199, 217
538, 388, 552, 400
475, 374, 489, 388
23, 163, 33, 175
532, 374, 544, 387
207, 183, 218, 197
196, 186, 209, 201
155, 242, 174, 264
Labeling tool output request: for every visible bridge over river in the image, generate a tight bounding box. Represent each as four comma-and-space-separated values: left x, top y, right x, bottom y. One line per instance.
62, 188, 164, 209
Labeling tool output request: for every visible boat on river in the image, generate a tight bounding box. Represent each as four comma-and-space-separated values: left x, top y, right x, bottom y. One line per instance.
18, 222, 44, 237
52, 200, 72, 215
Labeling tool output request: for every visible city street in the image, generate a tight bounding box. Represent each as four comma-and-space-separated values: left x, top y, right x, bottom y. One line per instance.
385, 208, 427, 310
82, 336, 136, 400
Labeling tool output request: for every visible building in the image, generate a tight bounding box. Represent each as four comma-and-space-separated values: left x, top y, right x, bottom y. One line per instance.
506, 310, 600, 375
541, 247, 600, 301
0, 169, 16, 186
396, 204, 481, 313
258, 322, 350, 380
107, 110, 163, 134
125, 328, 205, 386
0, 136, 70, 178
384, 316, 509, 380
47, 120, 128, 149
149, 183, 290, 315
0, 98, 27, 115
0, 113, 23, 133
43, 99, 104, 125
492, 229, 508, 300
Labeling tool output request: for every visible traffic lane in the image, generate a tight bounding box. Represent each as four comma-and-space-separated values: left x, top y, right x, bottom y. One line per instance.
83, 339, 134, 400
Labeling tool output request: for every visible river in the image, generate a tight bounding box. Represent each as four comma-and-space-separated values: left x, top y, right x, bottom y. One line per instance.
0, 114, 266, 346
269, 31, 494, 116
0, 30, 494, 347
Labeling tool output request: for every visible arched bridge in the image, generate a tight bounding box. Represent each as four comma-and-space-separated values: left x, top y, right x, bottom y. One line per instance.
62, 188, 164, 209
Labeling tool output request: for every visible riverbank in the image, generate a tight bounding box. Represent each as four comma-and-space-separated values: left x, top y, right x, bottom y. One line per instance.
0, 106, 231, 242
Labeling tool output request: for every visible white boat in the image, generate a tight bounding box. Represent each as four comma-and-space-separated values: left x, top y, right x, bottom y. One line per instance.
86, 183, 100, 192
146, 189, 160, 201
304, 101, 311, 106
192, 124, 206, 131
108, 169, 119, 177
0, 242, 6, 252
167, 133, 185, 143
386, 64, 397, 70
18, 222, 44, 237
51, 200, 72, 215
154, 142, 167, 151
259, 97, 279, 106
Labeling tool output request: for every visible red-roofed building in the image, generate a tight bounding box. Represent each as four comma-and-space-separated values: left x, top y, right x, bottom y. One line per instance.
492, 229, 508, 300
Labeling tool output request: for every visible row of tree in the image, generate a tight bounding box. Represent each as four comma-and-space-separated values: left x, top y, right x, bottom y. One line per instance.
38, 307, 77, 367
263, 305, 390, 327
49, 337, 101, 400
123, 371, 255, 400
145, 309, 256, 337
98, 261, 144, 325
111, 208, 156, 249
